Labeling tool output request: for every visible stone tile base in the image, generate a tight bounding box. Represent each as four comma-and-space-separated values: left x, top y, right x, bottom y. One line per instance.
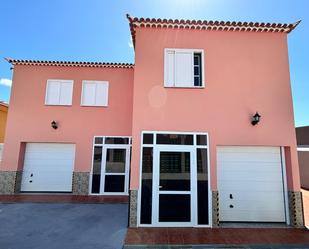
0, 171, 21, 194
72, 172, 90, 195
212, 190, 219, 227
288, 191, 304, 228
129, 190, 138, 227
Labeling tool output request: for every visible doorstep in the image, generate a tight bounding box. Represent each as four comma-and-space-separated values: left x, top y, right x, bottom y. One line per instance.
123, 228, 309, 248
0, 194, 129, 204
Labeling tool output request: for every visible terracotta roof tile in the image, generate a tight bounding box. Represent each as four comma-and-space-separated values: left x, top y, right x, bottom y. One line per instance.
126, 14, 301, 47
5, 58, 134, 69
0, 102, 9, 108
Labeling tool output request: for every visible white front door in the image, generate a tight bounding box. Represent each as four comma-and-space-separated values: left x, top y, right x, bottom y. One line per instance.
153, 146, 196, 226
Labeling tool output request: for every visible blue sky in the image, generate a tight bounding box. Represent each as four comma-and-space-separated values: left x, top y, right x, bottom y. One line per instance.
0, 0, 308, 127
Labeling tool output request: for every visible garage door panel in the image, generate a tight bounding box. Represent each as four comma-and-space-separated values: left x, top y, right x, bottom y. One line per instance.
218, 146, 280, 153
219, 190, 284, 202
220, 201, 285, 212
25, 151, 75, 159
21, 143, 75, 192
220, 210, 285, 222
218, 171, 284, 182
24, 160, 74, 169
217, 146, 286, 223
218, 181, 284, 192
218, 154, 281, 163
217, 161, 282, 171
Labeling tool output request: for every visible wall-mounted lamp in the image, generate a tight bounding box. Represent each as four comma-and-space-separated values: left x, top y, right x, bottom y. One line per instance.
51, 120, 58, 129
251, 112, 261, 126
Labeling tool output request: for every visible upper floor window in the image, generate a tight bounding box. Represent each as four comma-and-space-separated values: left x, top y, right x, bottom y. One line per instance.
81, 80, 109, 107
45, 79, 73, 105
164, 48, 204, 88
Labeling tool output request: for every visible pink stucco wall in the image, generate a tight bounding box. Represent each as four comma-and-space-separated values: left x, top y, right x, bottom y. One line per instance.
130, 27, 300, 191
1, 65, 133, 172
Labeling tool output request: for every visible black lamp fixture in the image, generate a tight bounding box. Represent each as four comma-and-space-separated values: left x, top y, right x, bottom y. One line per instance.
51, 120, 58, 129
251, 112, 261, 126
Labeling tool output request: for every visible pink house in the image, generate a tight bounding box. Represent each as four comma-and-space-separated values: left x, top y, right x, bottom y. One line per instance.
0, 14, 304, 228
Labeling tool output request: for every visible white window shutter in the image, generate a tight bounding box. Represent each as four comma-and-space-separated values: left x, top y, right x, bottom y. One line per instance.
175, 51, 194, 87
46, 81, 60, 105
164, 50, 175, 87
95, 82, 108, 106
82, 82, 96, 106
59, 81, 73, 105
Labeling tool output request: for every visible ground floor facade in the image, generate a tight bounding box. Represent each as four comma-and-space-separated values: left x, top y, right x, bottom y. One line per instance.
0, 131, 305, 228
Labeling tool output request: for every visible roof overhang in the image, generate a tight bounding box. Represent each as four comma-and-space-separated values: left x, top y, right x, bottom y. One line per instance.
127, 14, 301, 48
5, 58, 134, 69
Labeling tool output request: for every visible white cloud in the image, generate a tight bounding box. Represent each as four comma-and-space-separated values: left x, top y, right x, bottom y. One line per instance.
0, 78, 12, 87
128, 40, 134, 48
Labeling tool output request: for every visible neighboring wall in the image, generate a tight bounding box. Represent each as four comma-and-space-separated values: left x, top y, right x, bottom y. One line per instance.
296, 126, 309, 145
296, 126, 309, 189
1, 65, 134, 173
131, 27, 300, 191
0, 104, 8, 143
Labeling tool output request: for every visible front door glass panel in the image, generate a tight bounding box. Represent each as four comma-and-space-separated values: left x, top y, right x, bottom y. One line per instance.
159, 152, 190, 191
159, 194, 191, 222
105, 149, 126, 173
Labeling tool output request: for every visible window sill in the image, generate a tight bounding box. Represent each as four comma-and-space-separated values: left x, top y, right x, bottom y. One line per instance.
164, 85, 205, 89
80, 105, 108, 107
45, 104, 72, 106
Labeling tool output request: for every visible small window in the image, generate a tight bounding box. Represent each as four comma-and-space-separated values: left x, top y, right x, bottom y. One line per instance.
45, 79, 73, 105
81, 81, 109, 107
194, 53, 202, 87
105, 137, 129, 144
143, 134, 153, 144
196, 135, 207, 145
156, 134, 194, 145
164, 49, 204, 88
94, 137, 103, 144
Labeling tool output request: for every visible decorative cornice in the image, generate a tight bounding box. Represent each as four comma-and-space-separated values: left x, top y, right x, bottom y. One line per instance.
5, 58, 134, 69
127, 14, 301, 47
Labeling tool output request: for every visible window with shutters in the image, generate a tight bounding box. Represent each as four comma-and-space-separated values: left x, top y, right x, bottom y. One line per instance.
81, 81, 109, 107
45, 79, 73, 105
164, 49, 204, 88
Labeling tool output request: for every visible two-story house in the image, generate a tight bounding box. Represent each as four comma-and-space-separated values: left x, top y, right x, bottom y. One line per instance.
0, 14, 304, 228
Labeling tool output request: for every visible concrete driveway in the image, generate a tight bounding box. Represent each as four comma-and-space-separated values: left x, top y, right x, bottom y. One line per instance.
0, 203, 128, 249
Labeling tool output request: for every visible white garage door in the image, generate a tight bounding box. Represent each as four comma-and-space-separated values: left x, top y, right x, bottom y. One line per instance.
21, 143, 75, 192
217, 146, 286, 222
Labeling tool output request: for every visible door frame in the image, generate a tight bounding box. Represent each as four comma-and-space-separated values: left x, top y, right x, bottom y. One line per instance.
99, 144, 131, 195
89, 136, 131, 195
152, 145, 196, 227
137, 131, 212, 228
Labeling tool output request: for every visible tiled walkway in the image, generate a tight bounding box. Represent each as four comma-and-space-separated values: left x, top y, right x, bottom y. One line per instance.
0, 194, 128, 203
124, 228, 309, 248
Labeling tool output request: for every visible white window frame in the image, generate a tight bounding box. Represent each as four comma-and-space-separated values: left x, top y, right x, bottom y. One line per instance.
0, 143, 4, 161
164, 48, 205, 88
137, 131, 211, 228
89, 136, 132, 195
45, 79, 74, 106
81, 80, 109, 107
